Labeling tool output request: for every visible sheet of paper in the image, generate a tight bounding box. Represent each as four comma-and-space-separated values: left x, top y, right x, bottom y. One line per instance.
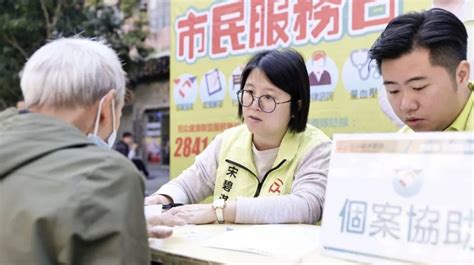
172, 225, 217, 241
202, 225, 321, 262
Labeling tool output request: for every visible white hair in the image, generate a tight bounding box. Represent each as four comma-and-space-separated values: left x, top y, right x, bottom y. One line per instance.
21, 37, 126, 108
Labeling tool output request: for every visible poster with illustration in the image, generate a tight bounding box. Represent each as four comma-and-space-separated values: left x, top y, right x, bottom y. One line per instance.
169, 0, 470, 178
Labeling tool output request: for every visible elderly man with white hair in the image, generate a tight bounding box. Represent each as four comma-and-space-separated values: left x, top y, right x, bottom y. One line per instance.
0, 37, 184, 265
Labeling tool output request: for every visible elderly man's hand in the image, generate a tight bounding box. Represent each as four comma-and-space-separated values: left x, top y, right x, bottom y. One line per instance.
146, 212, 186, 239
147, 225, 173, 238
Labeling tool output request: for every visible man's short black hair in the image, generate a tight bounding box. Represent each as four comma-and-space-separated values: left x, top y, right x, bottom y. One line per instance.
237, 49, 310, 133
369, 8, 467, 79
122, 132, 133, 138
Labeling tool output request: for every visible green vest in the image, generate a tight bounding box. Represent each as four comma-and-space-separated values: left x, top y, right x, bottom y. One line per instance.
213, 124, 330, 201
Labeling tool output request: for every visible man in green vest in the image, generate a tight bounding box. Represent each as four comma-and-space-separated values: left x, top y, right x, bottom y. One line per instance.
369, 8, 473, 132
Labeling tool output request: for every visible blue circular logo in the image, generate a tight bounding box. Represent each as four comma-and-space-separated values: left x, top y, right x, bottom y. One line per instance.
392, 168, 423, 198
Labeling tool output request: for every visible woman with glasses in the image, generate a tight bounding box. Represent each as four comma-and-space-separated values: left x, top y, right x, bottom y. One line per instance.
145, 49, 331, 224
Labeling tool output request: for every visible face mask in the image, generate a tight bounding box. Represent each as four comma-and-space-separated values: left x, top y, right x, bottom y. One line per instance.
87, 95, 117, 149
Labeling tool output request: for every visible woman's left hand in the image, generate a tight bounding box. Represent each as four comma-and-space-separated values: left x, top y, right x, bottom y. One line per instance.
167, 204, 216, 224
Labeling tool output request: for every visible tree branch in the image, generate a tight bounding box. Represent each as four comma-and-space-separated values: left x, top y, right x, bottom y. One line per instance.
39, 0, 52, 38
3, 34, 28, 59
50, 0, 63, 31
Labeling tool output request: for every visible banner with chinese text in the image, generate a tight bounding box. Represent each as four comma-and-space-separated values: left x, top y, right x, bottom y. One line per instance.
169, 0, 459, 178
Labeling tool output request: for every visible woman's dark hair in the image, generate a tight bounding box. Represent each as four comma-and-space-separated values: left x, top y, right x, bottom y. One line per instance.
369, 8, 468, 79
238, 49, 310, 133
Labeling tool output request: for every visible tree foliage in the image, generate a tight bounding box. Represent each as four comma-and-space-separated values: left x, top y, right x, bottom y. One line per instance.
0, 0, 150, 109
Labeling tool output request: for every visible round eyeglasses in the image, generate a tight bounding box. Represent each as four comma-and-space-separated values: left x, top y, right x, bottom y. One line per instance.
236, 89, 291, 113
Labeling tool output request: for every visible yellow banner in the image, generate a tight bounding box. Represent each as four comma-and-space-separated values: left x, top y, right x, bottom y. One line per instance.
169, 0, 467, 178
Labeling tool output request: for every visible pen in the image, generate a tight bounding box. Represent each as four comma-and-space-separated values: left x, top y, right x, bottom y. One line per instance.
162, 203, 184, 210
